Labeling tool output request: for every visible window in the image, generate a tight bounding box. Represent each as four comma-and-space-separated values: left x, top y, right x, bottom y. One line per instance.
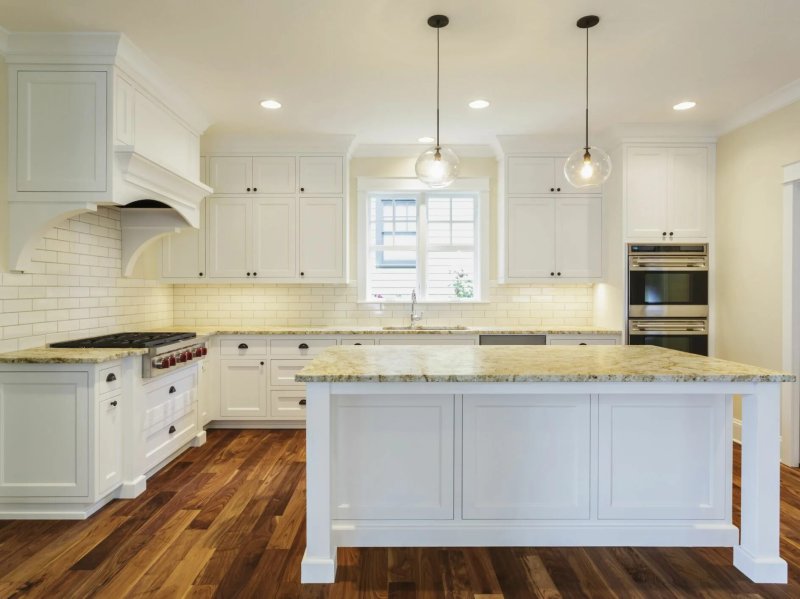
359, 178, 489, 302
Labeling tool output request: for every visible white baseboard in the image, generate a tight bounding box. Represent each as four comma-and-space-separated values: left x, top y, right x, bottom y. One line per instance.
206, 420, 306, 430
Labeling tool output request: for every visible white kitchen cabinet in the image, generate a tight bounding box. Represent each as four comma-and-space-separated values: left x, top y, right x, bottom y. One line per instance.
207, 197, 250, 278
462, 394, 591, 519
299, 196, 344, 279
625, 145, 710, 240
506, 156, 600, 195
162, 199, 207, 279
269, 390, 307, 419
208, 157, 252, 193
506, 196, 601, 280
16, 70, 108, 193
377, 337, 477, 345
253, 157, 296, 194
299, 156, 343, 194
252, 197, 297, 278
97, 394, 123, 496
219, 359, 268, 418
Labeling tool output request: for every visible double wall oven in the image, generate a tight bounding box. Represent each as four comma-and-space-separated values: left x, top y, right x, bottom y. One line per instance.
627, 244, 709, 355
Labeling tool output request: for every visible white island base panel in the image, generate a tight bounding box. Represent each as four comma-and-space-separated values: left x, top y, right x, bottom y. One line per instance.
301, 381, 787, 585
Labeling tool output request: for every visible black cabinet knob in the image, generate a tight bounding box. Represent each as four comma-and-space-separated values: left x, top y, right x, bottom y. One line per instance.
669, 232, 674, 236
662, 232, 667, 236
169, 425, 176, 434
110, 400, 118, 407
550, 272, 555, 276
550, 187, 555, 192
253, 187, 258, 192
238, 343, 248, 349
106, 372, 116, 382
246, 272, 251, 276
246, 187, 251, 192
299, 399, 307, 406
169, 386, 176, 394
260, 361, 264, 366
300, 272, 305, 276
300, 187, 305, 192
556, 187, 561, 192
253, 272, 257, 276
557, 272, 562, 276
199, 272, 204, 277
299, 343, 309, 349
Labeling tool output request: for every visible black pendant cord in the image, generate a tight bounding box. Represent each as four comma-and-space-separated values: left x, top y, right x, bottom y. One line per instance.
584, 25, 590, 155
436, 26, 441, 152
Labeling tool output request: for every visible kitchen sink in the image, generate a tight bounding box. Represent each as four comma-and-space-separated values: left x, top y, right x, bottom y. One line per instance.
382, 325, 469, 331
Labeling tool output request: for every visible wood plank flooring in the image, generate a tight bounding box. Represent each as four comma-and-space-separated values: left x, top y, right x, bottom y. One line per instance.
2, 429, 800, 598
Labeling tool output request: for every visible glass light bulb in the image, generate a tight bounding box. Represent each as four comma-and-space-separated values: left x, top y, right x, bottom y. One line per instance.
415, 145, 460, 188
563, 146, 612, 187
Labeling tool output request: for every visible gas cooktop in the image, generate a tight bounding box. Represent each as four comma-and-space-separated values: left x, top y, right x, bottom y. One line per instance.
50, 332, 196, 349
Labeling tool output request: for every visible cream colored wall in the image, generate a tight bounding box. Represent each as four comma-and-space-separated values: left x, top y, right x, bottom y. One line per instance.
716, 100, 800, 420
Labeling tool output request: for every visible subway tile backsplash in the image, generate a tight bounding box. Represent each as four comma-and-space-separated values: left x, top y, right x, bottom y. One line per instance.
172, 282, 594, 327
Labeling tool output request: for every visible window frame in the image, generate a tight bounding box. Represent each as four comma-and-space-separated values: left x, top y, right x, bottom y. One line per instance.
357, 177, 490, 303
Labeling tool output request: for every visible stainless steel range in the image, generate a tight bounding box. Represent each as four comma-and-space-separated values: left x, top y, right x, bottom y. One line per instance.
50, 332, 207, 378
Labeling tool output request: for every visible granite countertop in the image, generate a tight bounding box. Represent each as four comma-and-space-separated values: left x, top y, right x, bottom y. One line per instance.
0, 347, 149, 364
157, 325, 623, 336
295, 345, 796, 384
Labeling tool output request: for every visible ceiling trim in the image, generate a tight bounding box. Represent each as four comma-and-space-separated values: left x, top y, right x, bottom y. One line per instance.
716, 77, 800, 136
351, 144, 498, 159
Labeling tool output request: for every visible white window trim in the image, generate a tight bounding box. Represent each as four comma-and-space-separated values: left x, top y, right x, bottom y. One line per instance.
357, 177, 490, 304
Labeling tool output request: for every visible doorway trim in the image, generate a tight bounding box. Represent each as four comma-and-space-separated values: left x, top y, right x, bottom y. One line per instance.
781, 161, 800, 466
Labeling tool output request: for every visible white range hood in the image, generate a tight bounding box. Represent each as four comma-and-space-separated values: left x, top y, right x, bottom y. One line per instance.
2, 31, 213, 273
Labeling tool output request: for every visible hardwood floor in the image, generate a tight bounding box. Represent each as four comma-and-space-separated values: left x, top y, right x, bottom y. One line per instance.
2, 429, 800, 598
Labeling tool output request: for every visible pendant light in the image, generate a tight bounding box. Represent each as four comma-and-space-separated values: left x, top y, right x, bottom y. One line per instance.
415, 14, 460, 189
563, 15, 612, 187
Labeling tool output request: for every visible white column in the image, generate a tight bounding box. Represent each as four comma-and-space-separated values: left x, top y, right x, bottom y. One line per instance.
301, 382, 336, 583
733, 383, 787, 583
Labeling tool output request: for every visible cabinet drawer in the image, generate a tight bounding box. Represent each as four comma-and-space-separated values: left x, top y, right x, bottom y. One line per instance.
144, 369, 197, 410
220, 338, 268, 357
270, 338, 336, 356
269, 390, 307, 419
144, 409, 197, 472
97, 363, 122, 395
144, 387, 196, 433
548, 337, 618, 346
270, 359, 309, 388
340, 338, 375, 346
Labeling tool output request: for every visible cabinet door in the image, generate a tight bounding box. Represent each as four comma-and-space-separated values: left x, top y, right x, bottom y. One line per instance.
252, 157, 296, 194
269, 390, 307, 420
506, 197, 556, 278
299, 156, 343, 194
162, 199, 206, 278
667, 147, 708, 239
207, 197, 250, 278
462, 394, 591, 519
97, 395, 123, 496
0, 372, 89, 497
252, 197, 296, 278
555, 197, 602, 278
299, 196, 344, 279
506, 157, 555, 195
16, 71, 108, 192
625, 147, 669, 239
219, 359, 267, 418
209, 157, 252, 193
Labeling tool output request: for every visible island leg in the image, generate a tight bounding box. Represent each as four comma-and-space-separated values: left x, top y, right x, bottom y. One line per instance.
734, 384, 788, 583
301, 382, 337, 583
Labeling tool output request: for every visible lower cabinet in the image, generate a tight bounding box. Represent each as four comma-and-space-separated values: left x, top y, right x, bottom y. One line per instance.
270, 389, 307, 419
548, 335, 619, 345
97, 394, 123, 496
461, 394, 591, 519
220, 358, 268, 417
142, 368, 199, 471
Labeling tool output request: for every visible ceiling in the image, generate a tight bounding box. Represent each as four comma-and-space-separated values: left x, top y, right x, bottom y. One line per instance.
1, 0, 800, 145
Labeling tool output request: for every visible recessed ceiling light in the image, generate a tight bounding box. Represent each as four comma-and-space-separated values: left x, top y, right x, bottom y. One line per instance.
468, 99, 490, 109
673, 101, 696, 111
418, 136, 435, 143
260, 99, 282, 109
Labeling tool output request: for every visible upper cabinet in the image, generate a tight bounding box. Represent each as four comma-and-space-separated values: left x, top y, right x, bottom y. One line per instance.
299, 156, 344, 194
506, 156, 601, 195
209, 156, 296, 194
625, 145, 712, 240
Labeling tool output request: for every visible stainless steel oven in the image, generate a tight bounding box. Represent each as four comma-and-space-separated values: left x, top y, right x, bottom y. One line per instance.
628, 319, 708, 355
627, 244, 709, 356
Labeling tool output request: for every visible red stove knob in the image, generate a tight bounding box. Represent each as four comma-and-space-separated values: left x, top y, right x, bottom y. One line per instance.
186, 351, 193, 360
161, 357, 170, 369
169, 355, 177, 366
194, 348, 203, 357
179, 353, 187, 363
201, 347, 208, 356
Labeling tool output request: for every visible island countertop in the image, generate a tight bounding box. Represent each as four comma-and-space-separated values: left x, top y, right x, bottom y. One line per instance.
295, 344, 795, 383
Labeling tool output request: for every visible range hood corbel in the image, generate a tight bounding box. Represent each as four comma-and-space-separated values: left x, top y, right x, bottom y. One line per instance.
119, 207, 194, 277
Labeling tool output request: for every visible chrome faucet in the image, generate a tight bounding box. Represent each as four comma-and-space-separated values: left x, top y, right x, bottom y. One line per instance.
410, 289, 423, 327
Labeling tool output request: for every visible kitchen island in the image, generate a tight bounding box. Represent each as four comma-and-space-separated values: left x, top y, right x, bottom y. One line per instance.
296, 345, 793, 584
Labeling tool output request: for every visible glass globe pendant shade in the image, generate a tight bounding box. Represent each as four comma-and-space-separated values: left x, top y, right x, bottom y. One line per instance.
563, 145, 612, 187
415, 145, 460, 189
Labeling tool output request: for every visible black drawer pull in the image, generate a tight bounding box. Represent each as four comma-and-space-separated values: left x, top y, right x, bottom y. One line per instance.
354, 343, 362, 346
169, 425, 176, 434
169, 386, 176, 394
106, 373, 116, 382
299, 399, 307, 406
298, 343, 309, 350
238, 343, 248, 350
110, 400, 118, 407
579, 343, 587, 346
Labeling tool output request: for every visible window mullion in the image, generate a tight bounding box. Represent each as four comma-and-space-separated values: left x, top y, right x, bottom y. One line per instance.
417, 192, 427, 301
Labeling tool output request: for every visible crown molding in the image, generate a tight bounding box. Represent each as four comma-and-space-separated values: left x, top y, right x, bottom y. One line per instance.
351, 143, 497, 159
716, 77, 800, 136
201, 131, 356, 155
